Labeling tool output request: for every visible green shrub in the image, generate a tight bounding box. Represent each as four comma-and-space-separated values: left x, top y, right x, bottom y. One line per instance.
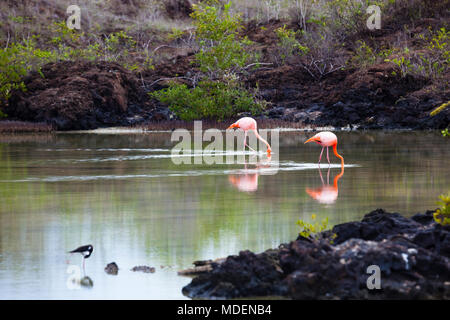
433, 193, 450, 226
0, 39, 56, 110
0, 46, 27, 106
386, 28, 449, 79
296, 214, 336, 242
190, 1, 257, 79
48, 22, 154, 72
349, 41, 394, 68
275, 24, 309, 64
349, 40, 376, 67
49, 21, 83, 46
150, 81, 264, 120
442, 128, 449, 137
385, 51, 413, 78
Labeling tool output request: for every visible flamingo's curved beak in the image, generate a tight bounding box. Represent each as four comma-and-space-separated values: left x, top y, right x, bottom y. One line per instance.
304, 136, 317, 144
227, 123, 238, 130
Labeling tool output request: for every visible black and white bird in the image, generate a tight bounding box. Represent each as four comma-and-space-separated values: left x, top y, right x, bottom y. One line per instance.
69, 244, 93, 270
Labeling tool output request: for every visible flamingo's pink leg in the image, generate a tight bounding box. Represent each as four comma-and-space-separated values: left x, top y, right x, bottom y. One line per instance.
244, 130, 256, 152
327, 146, 330, 164
318, 147, 324, 164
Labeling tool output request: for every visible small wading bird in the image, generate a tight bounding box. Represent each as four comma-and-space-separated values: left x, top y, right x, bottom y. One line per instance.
69, 244, 93, 270
227, 117, 272, 156
304, 131, 344, 168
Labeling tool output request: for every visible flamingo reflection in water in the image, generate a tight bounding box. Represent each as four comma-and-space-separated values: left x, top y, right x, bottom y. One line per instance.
306, 166, 344, 204
228, 155, 273, 192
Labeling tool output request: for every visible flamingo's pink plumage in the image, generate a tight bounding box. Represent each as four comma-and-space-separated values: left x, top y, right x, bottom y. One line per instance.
304, 131, 344, 168
227, 117, 272, 156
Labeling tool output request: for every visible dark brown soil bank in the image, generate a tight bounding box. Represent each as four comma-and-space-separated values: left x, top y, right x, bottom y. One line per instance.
247, 62, 449, 130
182, 209, 450, 299
5, 57, 449, 130
5, 61, 163, 130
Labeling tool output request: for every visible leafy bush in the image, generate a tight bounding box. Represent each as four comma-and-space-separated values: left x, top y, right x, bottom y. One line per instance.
433, 193, 450, 226
349, 40, 376, 67
0, 39, 56, 109
150, 80, 264, 120
386, 28, 449, 79
48, 22, 153, 72
349, 40, 394, 68
49, 21, 83, 46
85, 30, 154, 71
275, 24, 309, 64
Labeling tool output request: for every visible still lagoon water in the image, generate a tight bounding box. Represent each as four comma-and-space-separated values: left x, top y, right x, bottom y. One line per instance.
0, 130, 448, 299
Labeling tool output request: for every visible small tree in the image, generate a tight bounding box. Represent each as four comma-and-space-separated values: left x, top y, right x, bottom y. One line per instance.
191, 1, 257, 80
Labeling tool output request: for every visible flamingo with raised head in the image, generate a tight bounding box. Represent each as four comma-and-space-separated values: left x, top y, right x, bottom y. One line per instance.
304, 131, 344, 168
227, 117, 272, 156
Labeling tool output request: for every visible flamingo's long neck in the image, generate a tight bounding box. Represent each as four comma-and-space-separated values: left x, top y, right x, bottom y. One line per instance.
332, 143, 344, 170
254, 130, 272, 154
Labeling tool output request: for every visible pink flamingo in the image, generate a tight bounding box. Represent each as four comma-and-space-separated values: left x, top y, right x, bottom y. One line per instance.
304, 131, 344, 168
227, 117, 272, 156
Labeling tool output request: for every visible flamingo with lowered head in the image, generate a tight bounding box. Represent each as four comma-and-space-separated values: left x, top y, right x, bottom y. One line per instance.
227, 117, 272, 156
304, 131, 344, 168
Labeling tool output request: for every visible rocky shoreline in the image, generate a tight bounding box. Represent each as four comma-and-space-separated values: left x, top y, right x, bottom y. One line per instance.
181, 209, 450, 299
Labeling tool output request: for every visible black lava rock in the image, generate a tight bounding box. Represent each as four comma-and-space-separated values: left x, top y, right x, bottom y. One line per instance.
105, 262, 119, 275
182, 249, 287, 299
182, 209, 450, 299
131, 265, 156, 273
